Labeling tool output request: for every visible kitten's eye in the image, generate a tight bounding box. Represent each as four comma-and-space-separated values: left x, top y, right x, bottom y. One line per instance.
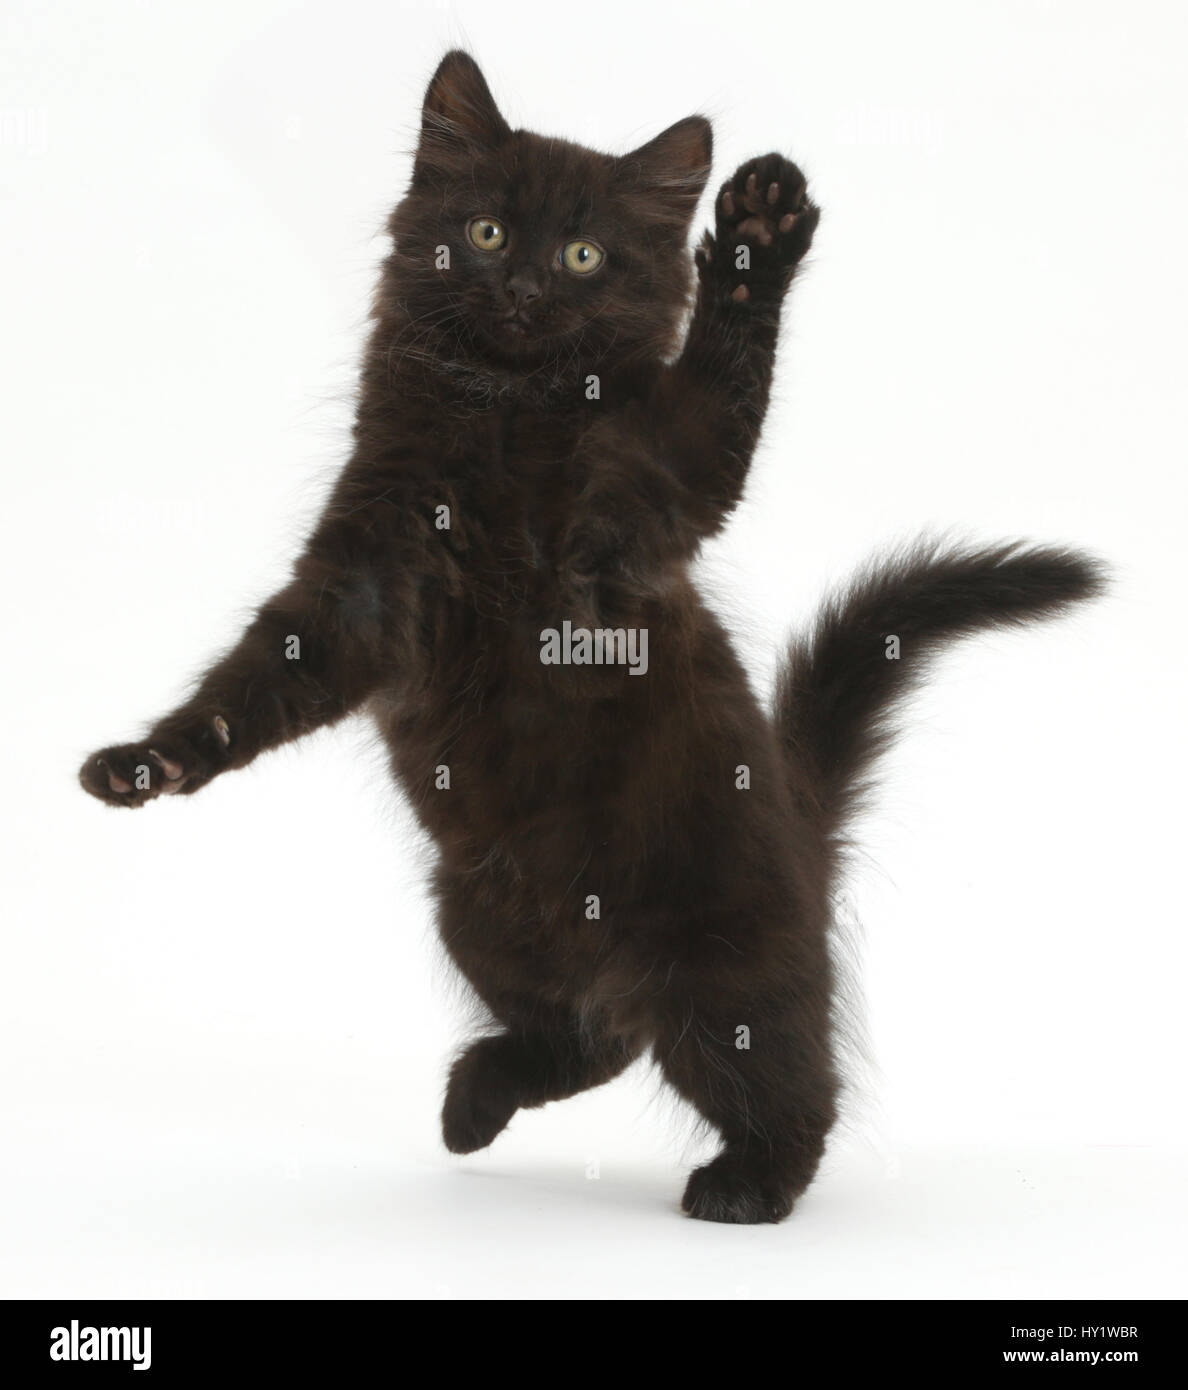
560, 239, 604, 275
468, 217, 507, 251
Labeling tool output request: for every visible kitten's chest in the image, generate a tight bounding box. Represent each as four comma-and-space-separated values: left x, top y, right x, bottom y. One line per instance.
455, 405, 586, 584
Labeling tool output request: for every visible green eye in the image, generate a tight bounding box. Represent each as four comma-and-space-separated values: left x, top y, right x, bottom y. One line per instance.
560, 239, 604, 275
468, 217, 506, 251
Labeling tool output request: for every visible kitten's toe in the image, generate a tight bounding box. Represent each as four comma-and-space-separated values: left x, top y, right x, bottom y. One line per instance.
681, 1152, 794, 1225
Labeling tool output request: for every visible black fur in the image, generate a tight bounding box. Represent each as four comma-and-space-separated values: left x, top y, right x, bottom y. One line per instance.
79, 53, 1105, 1223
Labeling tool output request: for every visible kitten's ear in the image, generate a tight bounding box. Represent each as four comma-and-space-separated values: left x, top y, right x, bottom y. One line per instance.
415, 50, 510, 180
618, 116, 713, 231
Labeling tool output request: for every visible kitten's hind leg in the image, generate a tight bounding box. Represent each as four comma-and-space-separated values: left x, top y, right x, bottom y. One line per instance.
655, 987, 838, 1224
442, 1014, 637, 1155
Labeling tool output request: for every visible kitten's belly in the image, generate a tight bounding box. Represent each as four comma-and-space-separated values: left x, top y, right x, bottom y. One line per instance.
383, 602, 665, 853
368, 588, 801, 1017
373, 587, 785, 888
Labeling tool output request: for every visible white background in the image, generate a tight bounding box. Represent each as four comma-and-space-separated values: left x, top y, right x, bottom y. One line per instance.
3, 0, 1185, 1299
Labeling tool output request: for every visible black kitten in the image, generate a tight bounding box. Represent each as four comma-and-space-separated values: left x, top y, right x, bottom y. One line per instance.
80, 52, 1104, 1222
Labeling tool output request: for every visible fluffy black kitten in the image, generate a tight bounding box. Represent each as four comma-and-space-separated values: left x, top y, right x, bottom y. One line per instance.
80, 52, 1104, 1223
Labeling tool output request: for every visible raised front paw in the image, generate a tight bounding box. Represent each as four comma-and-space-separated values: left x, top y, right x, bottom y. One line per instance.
698, 153, 819, 302
79, 716, 231, 808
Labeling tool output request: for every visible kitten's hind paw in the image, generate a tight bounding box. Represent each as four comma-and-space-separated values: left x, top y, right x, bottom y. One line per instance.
681, 1151, 795, 1225
441, 1041, 521, 1154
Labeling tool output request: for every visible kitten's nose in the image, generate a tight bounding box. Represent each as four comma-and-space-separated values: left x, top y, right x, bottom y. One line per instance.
505, 269, 542, 310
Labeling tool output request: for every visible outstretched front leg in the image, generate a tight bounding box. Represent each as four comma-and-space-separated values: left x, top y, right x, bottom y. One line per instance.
665, 152, 820, 511
78, 487, 421, 807
558, 155, 819, 593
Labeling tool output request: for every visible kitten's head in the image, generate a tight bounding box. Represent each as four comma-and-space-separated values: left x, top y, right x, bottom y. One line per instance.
385, 51, 712, 381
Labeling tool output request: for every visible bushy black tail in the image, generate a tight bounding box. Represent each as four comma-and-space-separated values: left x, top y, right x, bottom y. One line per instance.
774, 539, 1106, 842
